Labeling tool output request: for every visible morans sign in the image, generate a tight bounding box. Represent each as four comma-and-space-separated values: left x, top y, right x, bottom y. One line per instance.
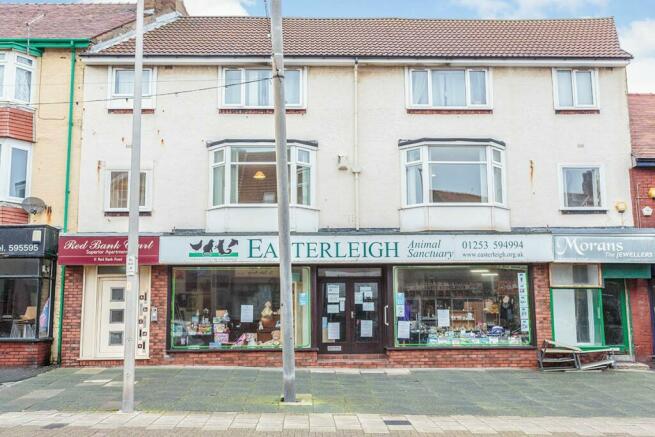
159, 234, 553, 264
554, 235, 655, 263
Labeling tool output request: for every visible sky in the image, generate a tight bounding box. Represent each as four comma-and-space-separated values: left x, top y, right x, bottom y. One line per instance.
5, 0, 655, 92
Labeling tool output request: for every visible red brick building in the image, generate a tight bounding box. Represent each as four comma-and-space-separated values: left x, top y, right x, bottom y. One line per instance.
628, 93, 655, 362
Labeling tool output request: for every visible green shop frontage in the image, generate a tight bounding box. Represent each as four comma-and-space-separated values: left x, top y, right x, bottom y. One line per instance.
551, 232, 655, 362
57, 230, 655, 368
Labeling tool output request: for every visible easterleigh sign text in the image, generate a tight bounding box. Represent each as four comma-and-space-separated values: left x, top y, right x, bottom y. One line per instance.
159, 234, 553, 264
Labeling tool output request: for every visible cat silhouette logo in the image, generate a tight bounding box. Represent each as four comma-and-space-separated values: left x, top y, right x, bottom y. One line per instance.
188, 239, 239, 258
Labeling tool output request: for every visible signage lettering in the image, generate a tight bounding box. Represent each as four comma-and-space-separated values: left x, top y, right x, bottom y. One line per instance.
58, 236, 160, 265
554, 235, 655, 263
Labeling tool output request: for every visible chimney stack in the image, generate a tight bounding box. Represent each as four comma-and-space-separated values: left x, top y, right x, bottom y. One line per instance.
144, 0, 187, 15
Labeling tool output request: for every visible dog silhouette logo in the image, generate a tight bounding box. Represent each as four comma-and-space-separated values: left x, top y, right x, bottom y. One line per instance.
188, 239, 239, 257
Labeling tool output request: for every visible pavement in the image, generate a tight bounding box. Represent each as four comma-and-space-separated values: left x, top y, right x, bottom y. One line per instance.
1, 366, 655, 435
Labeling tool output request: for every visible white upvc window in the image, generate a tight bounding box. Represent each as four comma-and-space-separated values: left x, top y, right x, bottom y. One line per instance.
104, 169, 153, 212
553, 68, 598, 109
0, 139, 32, 202
108, 66, 156, 109
209, 143, 315, 207
0, 51, 35, 104
402, 142, 506, 207
407, 68, 491, 109
558, 164, 605, 211
220, 67, 305, 108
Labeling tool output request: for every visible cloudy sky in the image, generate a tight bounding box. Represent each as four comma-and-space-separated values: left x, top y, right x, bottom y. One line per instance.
7, 0, 655, 92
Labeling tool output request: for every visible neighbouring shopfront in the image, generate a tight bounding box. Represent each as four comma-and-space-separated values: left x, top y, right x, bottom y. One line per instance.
0, 225, 58, 367
58, 230, 655, 367
551, 232, 655, 361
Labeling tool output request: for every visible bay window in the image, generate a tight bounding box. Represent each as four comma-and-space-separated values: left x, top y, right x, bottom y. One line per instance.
560, 165, 604, 210
0, 140, 31, 202
408, 68, 490, 108
403, 142, 505, 206
222, 67, 304, 107
553, 68, 598, 109
210, 143, 315, 207
0, 51, 35, 104
104, 169, 152, 212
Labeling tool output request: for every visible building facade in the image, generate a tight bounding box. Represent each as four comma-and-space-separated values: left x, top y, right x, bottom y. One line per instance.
0, 2, 188, 366
58, 16, 652, 368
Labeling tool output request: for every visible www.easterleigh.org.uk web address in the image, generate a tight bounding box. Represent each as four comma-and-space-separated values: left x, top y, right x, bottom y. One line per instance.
462, 251, 524, 259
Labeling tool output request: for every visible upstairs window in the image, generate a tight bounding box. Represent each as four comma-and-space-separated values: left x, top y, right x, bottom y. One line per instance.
210, 144, 315, 207
0, 140, 31, 202
222, 67, 303, 108
559, 165, 604, 210
408, 68, 490, 108
403, 142, 505, 207
554, 69, 597, 109
112, 68, 153, 97
0, 51, 35, 104
104, 170, 152, 212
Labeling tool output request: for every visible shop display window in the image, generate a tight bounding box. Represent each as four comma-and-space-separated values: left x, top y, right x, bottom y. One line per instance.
393, 265, 531, 347
0, 259, 54, 340
170, 266, 311, 350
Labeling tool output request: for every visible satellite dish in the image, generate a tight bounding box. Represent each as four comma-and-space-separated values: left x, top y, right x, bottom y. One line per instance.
21, 197, 46, 215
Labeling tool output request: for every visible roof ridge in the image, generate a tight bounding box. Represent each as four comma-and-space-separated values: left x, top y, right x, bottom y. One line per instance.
176, 15, 616, 22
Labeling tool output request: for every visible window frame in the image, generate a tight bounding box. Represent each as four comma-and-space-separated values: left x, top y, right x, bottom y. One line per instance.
218, 66, 307, 109
0, 139, 32, 203
552, 68, 599, 110
405, 67, 492, 109
107, 66, 157, 109
103, 169, 153, 212
0, 50, 36, 105
208, 143, 316, 208
558, 164, 606, 211
400, 141, 506, 208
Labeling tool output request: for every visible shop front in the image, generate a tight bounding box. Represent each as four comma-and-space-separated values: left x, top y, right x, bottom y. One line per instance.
552, 232, 655, 362
60, 231, 556, 368
0, 225, 58, 367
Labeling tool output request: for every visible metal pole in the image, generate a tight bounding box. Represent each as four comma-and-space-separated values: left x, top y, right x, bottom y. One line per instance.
270, 0, 296, 403
122, 0, 144, 414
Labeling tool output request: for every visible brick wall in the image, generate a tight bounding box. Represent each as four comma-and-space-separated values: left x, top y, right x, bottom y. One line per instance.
61, 263, 551, 368
630, 168, 655, 228
0, 107, 34, 142
0, 341, 51, 367
627, 279, 654, 362
0, 206, 29, 224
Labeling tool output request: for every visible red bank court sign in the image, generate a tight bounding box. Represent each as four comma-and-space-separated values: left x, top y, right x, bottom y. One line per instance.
58, 235, 160, 265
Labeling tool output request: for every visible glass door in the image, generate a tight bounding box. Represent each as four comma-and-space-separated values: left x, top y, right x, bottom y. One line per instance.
602, 279, 630, 351
552, 288, 602, 346
319, 279, 383, 354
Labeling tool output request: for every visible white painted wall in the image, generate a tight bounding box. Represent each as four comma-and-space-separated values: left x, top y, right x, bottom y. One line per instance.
77, 63, 633, 233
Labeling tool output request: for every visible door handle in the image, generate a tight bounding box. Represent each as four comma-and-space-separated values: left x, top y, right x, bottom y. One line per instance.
351, 311, 355, 319
384, 305, 389, 326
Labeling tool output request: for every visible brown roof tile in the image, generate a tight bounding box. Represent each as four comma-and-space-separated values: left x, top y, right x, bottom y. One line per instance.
95, 16, 631, 59
629, 94, 655, 158
0, 3, 136, 39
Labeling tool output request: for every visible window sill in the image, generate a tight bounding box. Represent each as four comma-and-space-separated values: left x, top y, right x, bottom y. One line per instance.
0, 337, 53, 343
386, 345, 535, 351
560, 209, 607, 215
108, 108, 155, 114
400, 203, 508, 210
407, 108, 492, 115
555, 109, 600, 114
208, 204, 319, 211
105, 211, 152, 217
218, 108, 306, 115
167, 347, 316, 353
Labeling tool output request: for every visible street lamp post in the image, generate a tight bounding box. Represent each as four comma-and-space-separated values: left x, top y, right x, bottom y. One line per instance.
270, 0, 297, 403
121, 0, 145, 414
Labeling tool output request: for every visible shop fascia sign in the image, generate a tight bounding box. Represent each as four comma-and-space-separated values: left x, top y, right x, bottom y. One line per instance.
0, 226, 56, 258
554, 234, 655, 263
58, 235, 160, 265
159, 234, 553, 264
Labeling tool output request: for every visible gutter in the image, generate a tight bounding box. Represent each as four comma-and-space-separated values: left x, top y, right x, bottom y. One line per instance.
56, 41, 78, 365
0, 38, 88, 56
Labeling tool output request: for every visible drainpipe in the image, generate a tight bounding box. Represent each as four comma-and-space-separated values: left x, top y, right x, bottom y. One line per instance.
352, 59, 361, 230
56, 41, 76, 364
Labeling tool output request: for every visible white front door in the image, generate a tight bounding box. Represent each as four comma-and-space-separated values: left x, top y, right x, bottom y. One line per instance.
97, 278, 150, 359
